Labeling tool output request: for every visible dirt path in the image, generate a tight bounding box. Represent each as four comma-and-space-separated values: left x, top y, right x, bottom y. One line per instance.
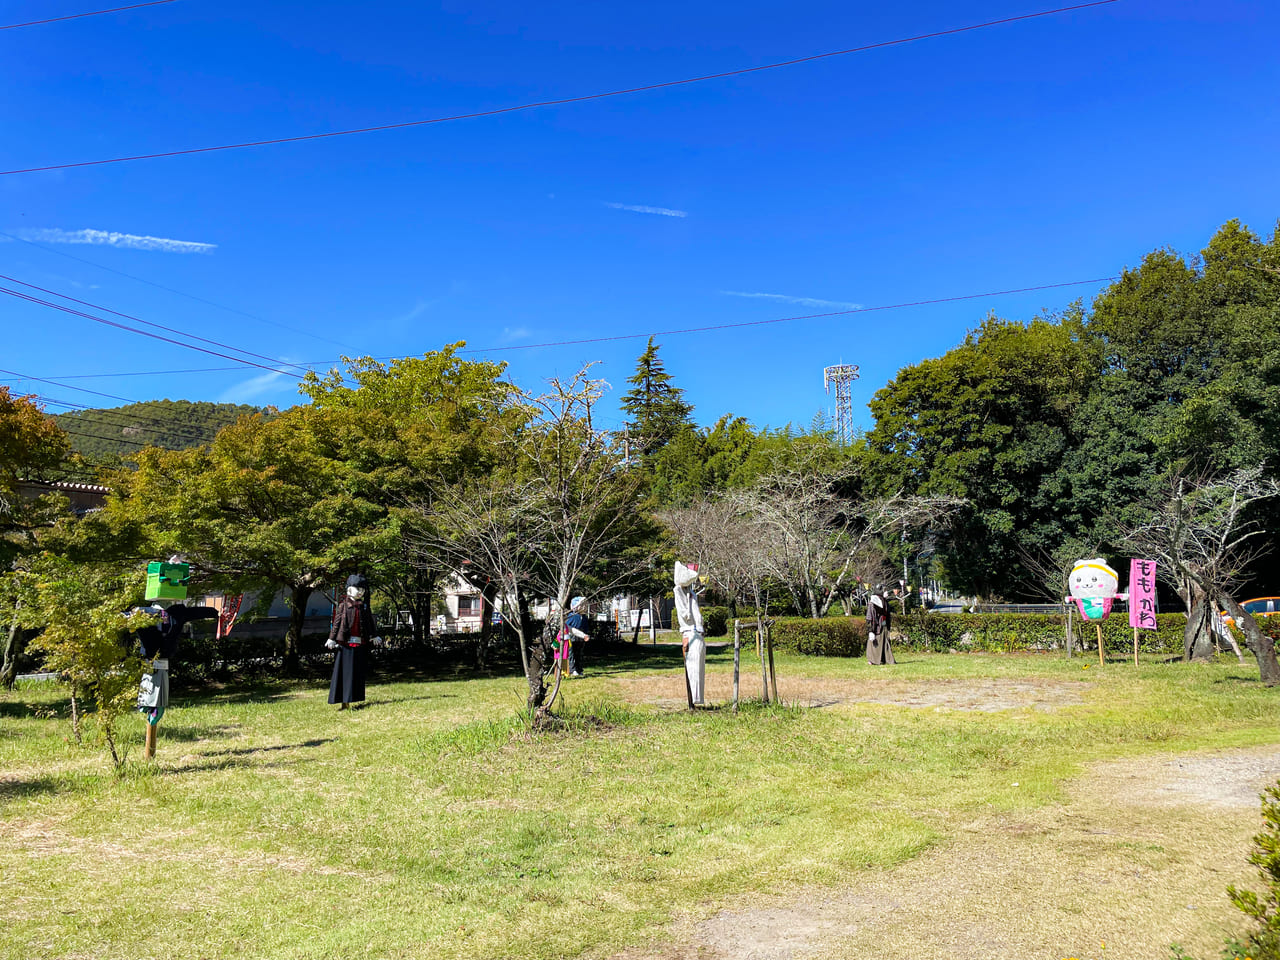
609, 675, 1280, 960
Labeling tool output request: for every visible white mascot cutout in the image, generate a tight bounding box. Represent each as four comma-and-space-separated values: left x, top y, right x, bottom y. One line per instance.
673, 561, 706, 707
1068, 559, 1122, 622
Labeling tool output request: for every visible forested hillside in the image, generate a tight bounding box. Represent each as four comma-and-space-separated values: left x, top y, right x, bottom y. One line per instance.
55, 400, 267, 458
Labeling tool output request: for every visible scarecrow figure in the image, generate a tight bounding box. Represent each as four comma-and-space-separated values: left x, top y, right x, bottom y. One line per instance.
326, 573, 381, 710
133, 601, 217, 758
673, 561, 706, 706
1067, 558, 1125, 621
563, 596, 589, 677
865, 585, 895, 665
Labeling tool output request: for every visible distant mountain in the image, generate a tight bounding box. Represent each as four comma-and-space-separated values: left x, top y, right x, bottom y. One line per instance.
56, 400, 270, 459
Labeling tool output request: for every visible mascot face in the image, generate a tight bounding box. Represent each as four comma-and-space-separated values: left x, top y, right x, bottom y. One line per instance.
1069, 559, 1119, 600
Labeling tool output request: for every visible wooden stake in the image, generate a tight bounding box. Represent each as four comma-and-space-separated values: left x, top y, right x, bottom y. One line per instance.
1095, 623, 1105, 667
1133, 626, 1139, 667
733, 620, 741, 713
757, 617, 769, 704
766, 622, 779, 705
144, 721, 157, 760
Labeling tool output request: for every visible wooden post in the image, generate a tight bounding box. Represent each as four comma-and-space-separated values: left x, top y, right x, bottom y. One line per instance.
1064, 601, 1074, 659
757, 617, 769, 704
1095, 623, 1105, 667
1133, 626, 1139, 667
766, 621, 779, 704
144, 721, 157, 760
733, 619, 741, 713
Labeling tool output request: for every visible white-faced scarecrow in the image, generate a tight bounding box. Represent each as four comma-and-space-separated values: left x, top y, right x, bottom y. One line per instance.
326, 573, 381, 710
865, 584, 895, 666
673, 561, 706, 708
1067, 558, 1127, 666
134, 560, 218, 759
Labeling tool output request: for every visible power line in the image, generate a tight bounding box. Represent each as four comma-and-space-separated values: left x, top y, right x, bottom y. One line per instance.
0, 274, 312, 375
0, 1, 1122, 177
0, 0, 179, 32
0, 230, 355, 351
0, 367, 227, 445
4, 274, 1119, 381
19, 381, 222, 445
454, 277, 1121, 354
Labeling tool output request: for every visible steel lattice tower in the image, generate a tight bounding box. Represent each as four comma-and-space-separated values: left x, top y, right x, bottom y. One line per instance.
823, 364, 860, 447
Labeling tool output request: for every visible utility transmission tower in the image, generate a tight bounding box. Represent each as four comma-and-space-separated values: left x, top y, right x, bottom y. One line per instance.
823, 364, 860, 447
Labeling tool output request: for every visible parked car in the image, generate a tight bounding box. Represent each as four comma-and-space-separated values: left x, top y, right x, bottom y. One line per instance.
1220, 597, 1280, 629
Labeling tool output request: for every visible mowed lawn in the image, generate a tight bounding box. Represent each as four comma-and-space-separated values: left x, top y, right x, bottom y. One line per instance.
2, 643, 1278, 960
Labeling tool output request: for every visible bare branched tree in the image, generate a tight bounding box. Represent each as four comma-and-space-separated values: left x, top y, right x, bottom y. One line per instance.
727, 448, 963, 618
408, 365, 655, 711
1122, 466, 1280, 685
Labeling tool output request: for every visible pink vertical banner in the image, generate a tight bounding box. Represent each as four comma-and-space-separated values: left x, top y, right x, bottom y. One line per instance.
1129, 558, 1158, 630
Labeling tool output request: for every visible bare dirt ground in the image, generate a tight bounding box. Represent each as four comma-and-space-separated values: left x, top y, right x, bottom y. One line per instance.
608, 674, 1280, 960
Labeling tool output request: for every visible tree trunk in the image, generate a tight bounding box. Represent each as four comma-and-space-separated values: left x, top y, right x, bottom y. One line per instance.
766, 621, 779, 703
69, 682, 82, 744
1218, 595, 1280, 687
476, 580, 498, 669
1, 597, 23, 689
1184, 597, 1215, 662
757, 614, 769, 704
517, 591, 533, 689
284, 584, 312, 673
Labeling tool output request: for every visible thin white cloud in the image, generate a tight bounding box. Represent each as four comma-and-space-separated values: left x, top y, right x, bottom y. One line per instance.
16, 227, 216, 254
605, 203, 688, 218
720, 290, 863, 310
500, 326, 532, 343
218, 368, 291, 404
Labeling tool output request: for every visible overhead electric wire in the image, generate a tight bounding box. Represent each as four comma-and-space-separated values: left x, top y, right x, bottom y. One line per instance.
457, 276, 1121, 354
0, 230, 355, 351
5, 274, 1120, 384
0, 275, 312, 375
0, 0, 178, 32
0, 0, 1122, 177
21, 385, 220, 446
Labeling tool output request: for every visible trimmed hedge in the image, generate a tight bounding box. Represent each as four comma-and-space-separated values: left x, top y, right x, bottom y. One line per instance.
701, 607, 730, 638
762, 612, 1190, 658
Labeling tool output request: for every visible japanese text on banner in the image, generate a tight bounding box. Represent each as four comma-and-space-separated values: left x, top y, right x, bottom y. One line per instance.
1129, 558, 1157, 630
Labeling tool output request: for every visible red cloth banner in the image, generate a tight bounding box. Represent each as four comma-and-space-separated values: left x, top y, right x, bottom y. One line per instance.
1129, 559, 1157, 630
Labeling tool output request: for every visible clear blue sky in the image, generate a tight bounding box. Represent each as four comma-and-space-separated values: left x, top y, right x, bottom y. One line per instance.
2, 0, 1277, 436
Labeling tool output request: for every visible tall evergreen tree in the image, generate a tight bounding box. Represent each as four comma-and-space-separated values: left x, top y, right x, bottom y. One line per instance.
620, 337, 693, 458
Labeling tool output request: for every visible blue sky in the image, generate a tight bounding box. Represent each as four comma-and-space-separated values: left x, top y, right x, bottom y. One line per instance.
2, 0, 1278, 437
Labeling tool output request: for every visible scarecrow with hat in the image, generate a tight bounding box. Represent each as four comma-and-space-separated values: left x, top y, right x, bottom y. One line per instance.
326, 573, 381, 709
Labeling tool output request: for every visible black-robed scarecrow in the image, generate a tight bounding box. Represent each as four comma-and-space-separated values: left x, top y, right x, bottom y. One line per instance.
865, 585, 896, 666
326, 573, 381, 709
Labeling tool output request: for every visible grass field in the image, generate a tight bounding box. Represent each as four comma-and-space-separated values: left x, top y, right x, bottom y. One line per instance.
3, 642, 1278, 960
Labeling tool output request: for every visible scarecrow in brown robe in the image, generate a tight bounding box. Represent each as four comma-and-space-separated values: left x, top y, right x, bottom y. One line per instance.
865, 585, 895, 665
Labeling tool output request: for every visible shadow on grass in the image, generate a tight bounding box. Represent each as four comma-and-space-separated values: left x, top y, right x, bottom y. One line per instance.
0, 774, 60, 801
0, 697, 71, 720
200, 737, 335, 758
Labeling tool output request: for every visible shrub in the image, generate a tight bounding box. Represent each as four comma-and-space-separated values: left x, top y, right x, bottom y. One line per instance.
771, 616, 867, 657
766, 611, 1186, 658
701, 606, 729, 638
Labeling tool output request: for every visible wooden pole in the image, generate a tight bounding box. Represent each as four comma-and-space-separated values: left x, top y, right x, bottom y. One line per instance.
766, 621, 779, 704
733, 620, 741, 713
144, 721, 157, 760
757, 617, 769, 704
1095, 623, 1105, 667
1065, 601, 1074, 659
1133, 626, 1139, 667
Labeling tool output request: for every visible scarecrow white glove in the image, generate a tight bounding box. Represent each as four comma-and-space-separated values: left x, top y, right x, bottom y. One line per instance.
324, 639, 339, 651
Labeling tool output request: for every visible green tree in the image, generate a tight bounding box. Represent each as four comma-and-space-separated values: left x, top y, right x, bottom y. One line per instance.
620, 337, 694, 459
27, 555, 153, 767
864, 312, 1099, 598
300, 346, 519, 646
1, 388, 73, 687
111, 406, 388, 669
